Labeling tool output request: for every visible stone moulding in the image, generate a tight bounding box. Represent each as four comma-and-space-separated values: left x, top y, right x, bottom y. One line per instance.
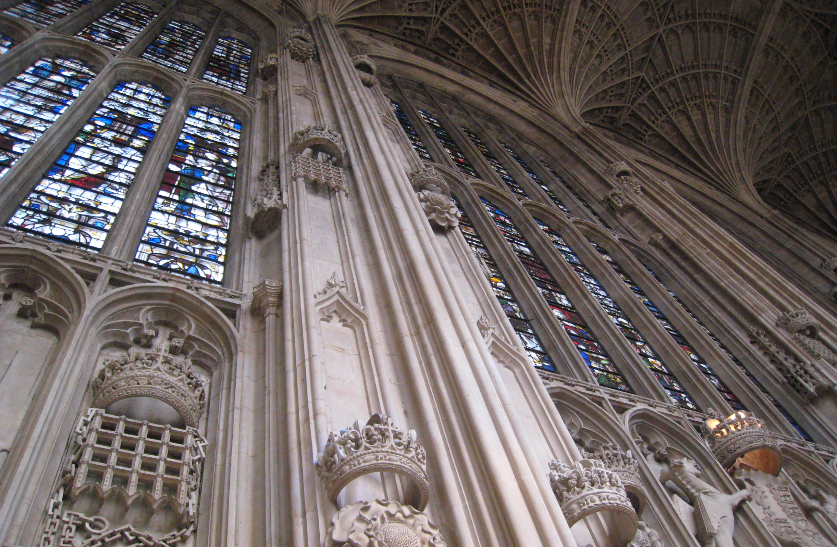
548, 458, 638, 544
317, 414, 430, 511
586, 444, 646, 515
284, 28, 315, 62
325, 500, 446, 547
701, 409, 782, 476
91, 346, 208, 428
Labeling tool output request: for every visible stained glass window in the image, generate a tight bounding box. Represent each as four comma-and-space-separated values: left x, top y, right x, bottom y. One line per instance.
461, 127, 529, 199
202, 37, 251, 94
500, 140, 569, 213
416, 108, 477, 177
5, 0, 91, 27
536, 218, 697, 406
391, 100, 431, 160
76, 2, 157, 50
8, 82, 170, 249
135, 106, 241, 283
141, 20, 205, 73
590, 240, 744, 410
538, 158, 611, 229
0, 35, 13, 54
642, 264, 813, 440
454, 197, 555, 370
0, 57, 96, 179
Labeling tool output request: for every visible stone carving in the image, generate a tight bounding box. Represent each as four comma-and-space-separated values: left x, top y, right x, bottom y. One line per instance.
606, 189, 634, 215
821, 256, 837, 274
317, 414, 429, 510
606, 161, 641, 193
251, 279, 283, 316
409, 167, 449, 194
258, 53, 279, 79
749, 327, 832, 401
315, 272, 347, 301
477, 315, 494, 339
352, 54, 378, 87
658, 456, 750, 547
293, 154, 347, 193
735, 468, 829, 547
17, 294, 39, 319
409, 167, 458, 229
792, 333, 837, 363
284, 28, 315, 62
249, 161, 285, 237
325, 500, 446, 547
798, 479, 837, 532
777, 308, 819, 337
629, 521, 664, 547
91, 334, 208, 428
548, 458, 638, 544
701, 409, 782, 476
586, 444, 646, 514
291, 124, 347, 166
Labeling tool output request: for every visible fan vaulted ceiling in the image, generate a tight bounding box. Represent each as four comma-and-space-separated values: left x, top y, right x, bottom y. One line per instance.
331, 0, 837, 235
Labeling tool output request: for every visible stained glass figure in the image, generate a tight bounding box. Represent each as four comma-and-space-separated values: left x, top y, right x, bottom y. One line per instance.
135, 106, 241, 283
590, 240, 744, 410
454, 196, 555, 370
0, 35, 13, 54
391, 100, 431, 160
416, 108, 477, 177
8, 82, 170, 249
0, 57, 95, 179
76, 2, 157, 50
4, 0, 91, 27
202, 37, 251, 94
535, 217, 696, 406
499, 140, 569, 213
142, 20, 205, 73
642, 263, 813, 440
461, 127, 528, 199
538, 158, 612, 229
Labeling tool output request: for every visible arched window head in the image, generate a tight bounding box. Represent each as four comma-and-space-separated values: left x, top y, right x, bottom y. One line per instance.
8, 82, 171, 248
135, 105, 242, 283
4, 0, 92, 27
202, 37, 252, 94
76, 2, 158, 50
0, 57, 96, 179
141, 20, 206, 73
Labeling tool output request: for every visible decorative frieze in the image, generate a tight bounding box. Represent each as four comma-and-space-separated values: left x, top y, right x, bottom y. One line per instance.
325, 500, 446, 547
701, 409, 782, 475
284, 28, 316, 62
317, 414, 430, 510
548, 458, 637, 543
249, 161, 285, 238
585, 444, 646, 514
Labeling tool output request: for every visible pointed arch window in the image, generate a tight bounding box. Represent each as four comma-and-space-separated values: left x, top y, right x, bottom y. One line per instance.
135, 106, 241, 283
479, 197, 631, 390
536, 218, 696, 408
141, 20, 205, 73
538, 158, 611, 229
391, 100, 431, 160
416, 108, 477, 177
454, 196, 555, 370
590, 240, 744, 410
4, 0, 92, 27
76, 2, 157, 50
499, 140, 569, 214
202, 37, 251, 94
0, 57, 96, 179
461, 126, 528, 199
8, 82, 170, 248
0, 35, 13, 54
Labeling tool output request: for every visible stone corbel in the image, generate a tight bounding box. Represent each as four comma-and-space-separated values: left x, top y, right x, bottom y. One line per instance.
314, 272, 365, 325
251, 279, 283, 316
248, 161, 286, 238
284, 28, 316, 62
258, 54, 279, 80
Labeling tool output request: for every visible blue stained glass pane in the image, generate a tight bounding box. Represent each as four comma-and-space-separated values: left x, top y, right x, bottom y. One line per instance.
5, 0, 91, 26
0, 35, 13, 54
454, 197, 555, 370
416, 108, 477, 177
499, 140, 571, 213
0, 57, 95, 179
142, 20, 205, 73
461, 127, 529, 199
538, 158, 612, 229
8, 82, 170, 249
135, 106, 241, 283
202, 37, 251, 94
76, 2, 157, 50
391, 100, 431, 160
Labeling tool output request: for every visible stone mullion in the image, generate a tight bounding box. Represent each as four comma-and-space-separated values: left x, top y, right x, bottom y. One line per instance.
184, 14, 222, 81
118, 0, 180, 58
99, 90, 188, 259
390, 79, 457, 171
48, 0, 123, 36
506, 206, 673, 403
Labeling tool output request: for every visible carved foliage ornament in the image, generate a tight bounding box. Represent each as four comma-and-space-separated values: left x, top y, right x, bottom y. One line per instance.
249, 160, 285, 238
284, 28, 315, 62
548, 458, 638, 544
317, 414, 430, 511
701, 409, 782, 476
325, 500, 446, 547
409, 167, 458, 229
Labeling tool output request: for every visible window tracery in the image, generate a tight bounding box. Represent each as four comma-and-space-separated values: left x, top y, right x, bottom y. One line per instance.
416, 108, 477, 177
75, 2, 157, 50
202, 36, 252, 94
499, 140, 569, 214
141, 19, 206, 73
8, 82, 170, 249
0, 57, 96, 179
461, 126, 528, 199
4, 0, 91, 27
538, 158, 611, 228
391, 99, 431, 160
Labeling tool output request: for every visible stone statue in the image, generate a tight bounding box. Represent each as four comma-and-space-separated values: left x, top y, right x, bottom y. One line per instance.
799, 479, 837, 532
659, 457, 750, 547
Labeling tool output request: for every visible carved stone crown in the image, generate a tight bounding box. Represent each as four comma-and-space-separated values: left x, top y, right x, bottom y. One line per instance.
586, 444, 646, 515
776, 309, 818, 337
284, 28, 315, 62
548, 458, 638, 543
317, 414, 429, 510
351, 54, 378, 87
291, 125, 347, 166
91, 343, 208, 428
702, 409, 782, 476
409, 167, 449, 195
